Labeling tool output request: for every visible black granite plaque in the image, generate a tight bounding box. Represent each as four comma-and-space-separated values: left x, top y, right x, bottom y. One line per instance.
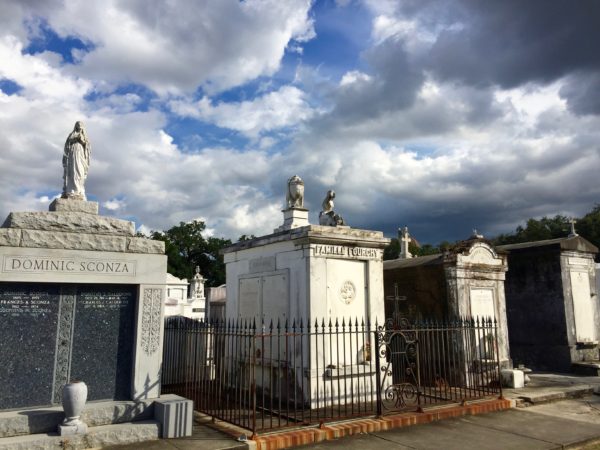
70, 285, 136, 401
0, 283, 60, 409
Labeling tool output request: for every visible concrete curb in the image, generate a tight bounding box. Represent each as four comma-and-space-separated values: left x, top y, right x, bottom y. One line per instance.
202, 398, 513, 450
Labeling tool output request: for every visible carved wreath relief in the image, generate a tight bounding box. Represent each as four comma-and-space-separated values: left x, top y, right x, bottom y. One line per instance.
339, 280, 356, 305
141, 288, 162, 356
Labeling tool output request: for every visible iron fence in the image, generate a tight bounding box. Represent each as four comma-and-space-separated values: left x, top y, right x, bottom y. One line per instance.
161, 315, 502, 435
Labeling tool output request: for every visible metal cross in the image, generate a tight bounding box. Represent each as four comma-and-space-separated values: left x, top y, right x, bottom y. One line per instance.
386, 283, 407, 320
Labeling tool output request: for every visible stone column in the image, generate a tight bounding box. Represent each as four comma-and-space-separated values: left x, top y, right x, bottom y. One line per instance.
132, 285, 165, 400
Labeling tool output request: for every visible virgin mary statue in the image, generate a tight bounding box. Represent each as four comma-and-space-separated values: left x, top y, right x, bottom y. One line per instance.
62, 121, 91, 200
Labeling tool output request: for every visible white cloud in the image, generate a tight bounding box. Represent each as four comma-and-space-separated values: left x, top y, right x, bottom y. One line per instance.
169, 86, 315, 137
1, 0, 599, 247
339, 71, 372, 86
102, 198, 125, 210
38, 0, 315, 95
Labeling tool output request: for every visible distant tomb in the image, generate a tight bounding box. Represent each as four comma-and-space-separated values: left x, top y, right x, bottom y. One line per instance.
164, 266, 207, 320
498, 233, 599, 373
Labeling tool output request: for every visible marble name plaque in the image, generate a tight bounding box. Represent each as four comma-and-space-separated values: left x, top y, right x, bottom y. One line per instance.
0, 283, 60, 409
312, 244, 380, 260
249, 256, 276, 273
71, 285, 136, 402
2, 255, 136, 276
0, 289, 53, 316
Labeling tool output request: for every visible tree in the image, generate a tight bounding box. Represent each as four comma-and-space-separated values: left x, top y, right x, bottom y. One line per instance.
383, 238, 400, 260
575, 205, 600, 255
151, 220, 232, 287
491, 206, 600, 262
383, 237, 445, 260
493, 215, 571, 246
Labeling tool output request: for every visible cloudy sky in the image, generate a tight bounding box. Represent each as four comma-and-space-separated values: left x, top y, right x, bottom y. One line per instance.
1, 0, 599, 244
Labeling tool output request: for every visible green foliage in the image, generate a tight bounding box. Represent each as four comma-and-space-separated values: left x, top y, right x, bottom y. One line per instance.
576, 205, 600, 252
416, 243, 441, 256
383, 238, 447, 260
383, 238, 400, 260
493, 215, 571, 245
150, 220, 231, 287
491, 205, 600, 261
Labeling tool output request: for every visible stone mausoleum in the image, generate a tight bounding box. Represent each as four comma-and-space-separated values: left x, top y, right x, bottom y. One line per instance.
222, 178, 389, 328
0, 122, 190, 448
498, 231, 599, 374
383, 231, 512, 370
221, 176, 389, 406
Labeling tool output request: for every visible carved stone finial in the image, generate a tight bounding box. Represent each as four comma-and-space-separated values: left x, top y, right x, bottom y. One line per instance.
568, 219, 578, 237
399, 226, 413, 259
471, 228, 484, 239
62, 121, 91, 201
319, 190, 346, 226
286, 175, 304, 209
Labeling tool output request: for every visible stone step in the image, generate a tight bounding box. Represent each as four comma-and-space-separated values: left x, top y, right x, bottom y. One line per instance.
0, 420, 159, 450
514, 385, 595, 407
572, 361, 600, 376
0, 398, 156, 438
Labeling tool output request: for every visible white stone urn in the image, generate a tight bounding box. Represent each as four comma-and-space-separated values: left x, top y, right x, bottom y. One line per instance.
61, 380, 88, 426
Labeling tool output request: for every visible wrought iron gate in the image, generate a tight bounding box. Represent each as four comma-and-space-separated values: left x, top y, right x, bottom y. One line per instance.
374, 317, 502, 416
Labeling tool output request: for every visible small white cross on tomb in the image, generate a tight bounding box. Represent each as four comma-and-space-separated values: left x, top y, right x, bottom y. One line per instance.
568, 219, 578, 237
399, 226, 413, 259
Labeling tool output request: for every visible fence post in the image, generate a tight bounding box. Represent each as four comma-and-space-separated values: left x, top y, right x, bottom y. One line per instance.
493, 318, 504, 400
374, 328, 382, 418
251, 320, 258, 439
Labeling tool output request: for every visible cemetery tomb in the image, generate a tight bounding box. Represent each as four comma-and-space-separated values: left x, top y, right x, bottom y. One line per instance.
0, 198, 168, 411
498, 235, 599, 373
221, 176, 390, 407
383, 236, 512, 370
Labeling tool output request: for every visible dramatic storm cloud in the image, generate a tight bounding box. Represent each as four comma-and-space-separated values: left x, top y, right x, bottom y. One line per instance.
0, 0, 598, 244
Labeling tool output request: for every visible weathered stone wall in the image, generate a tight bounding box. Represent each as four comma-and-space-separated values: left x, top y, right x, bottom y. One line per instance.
383, 264, 449, 322
504, 245, 571, 371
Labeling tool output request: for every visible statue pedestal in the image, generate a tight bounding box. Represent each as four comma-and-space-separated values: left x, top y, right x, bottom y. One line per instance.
50, 198, 99, 215
274, 207, 309, 232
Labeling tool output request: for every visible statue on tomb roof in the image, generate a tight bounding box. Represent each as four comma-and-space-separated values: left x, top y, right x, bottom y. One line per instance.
319, 190, 346, 226
286, 175, 305, 209
62, 121, 91, 201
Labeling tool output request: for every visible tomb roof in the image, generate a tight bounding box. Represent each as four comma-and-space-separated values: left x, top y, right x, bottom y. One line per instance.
383, 253, 442, 269
497, 235, 598, 254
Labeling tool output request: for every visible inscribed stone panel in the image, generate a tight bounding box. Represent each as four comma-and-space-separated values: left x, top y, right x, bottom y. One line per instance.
70, 285, 136, 401
325, 260, 367, 367
570, 271, 595, 343
469, 288, 496, 320
469, 288, 496, 359
0, 283, 60, 409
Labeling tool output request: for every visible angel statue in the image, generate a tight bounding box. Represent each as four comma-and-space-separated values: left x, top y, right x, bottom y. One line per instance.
319, 190, 346, 226
62, 121, 91, 200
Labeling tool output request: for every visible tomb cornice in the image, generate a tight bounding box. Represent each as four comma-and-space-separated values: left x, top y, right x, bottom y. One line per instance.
221, 224, 390, 254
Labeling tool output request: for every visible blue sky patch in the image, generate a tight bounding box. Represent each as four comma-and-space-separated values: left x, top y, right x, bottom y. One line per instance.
24, 19, 93, 64
0, 78, 23, 95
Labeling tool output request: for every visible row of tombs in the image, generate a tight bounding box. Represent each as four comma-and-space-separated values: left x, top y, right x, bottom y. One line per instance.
0, 172, 598, 420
